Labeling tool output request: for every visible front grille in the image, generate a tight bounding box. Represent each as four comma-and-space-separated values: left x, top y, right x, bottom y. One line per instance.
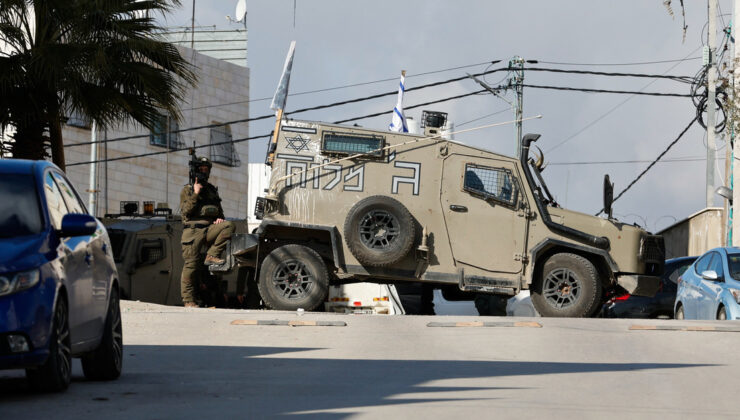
640, 235, 665, 263
254, 197, 266, 220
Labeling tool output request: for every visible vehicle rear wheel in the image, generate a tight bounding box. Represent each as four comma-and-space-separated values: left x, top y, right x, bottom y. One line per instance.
717, 306, 727, 320
26, 296, 71, 392
675, 304, 684, 320
258, 244, 329, 311
531, 253, 602, 318
82, 287, 123, 380
344, 196, 416, 267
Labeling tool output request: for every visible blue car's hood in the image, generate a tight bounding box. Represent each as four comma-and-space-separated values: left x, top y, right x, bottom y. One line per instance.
0, 234, 51, 273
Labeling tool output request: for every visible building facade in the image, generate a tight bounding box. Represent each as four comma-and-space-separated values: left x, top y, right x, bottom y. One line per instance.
63, 46, 250, 219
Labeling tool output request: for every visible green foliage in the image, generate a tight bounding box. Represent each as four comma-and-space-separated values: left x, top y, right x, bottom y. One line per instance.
0, 0, 197, 164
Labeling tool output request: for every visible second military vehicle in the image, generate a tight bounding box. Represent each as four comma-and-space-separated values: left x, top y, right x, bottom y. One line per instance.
228, 111, 664, 317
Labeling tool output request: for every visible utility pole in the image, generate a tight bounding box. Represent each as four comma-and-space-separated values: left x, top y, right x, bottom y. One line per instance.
733, 0, 740, 246
510, 56, 525, 157
87, 121, 98, 216
707, 0, 718, 208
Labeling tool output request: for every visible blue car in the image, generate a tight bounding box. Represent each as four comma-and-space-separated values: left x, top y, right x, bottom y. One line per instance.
0, 159, 122, 391
674, 247, 740, 320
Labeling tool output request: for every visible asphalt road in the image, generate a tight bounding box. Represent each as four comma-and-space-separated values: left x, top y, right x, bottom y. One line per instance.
1, 301, 738, 419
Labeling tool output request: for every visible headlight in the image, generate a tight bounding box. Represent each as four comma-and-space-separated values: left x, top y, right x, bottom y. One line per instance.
0, 269, 40, 297
730, 289, 740, 305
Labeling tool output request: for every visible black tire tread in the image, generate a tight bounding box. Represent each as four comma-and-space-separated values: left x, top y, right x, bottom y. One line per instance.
26, 296, 71, 392
82, 288, 123, 381
343, 195, 416, 267
258, 244, 329, 311
531, 252, 601, 318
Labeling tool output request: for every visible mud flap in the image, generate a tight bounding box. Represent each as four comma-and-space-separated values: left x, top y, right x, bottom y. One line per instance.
208, 233, 259, 274
617, 274, 661, 297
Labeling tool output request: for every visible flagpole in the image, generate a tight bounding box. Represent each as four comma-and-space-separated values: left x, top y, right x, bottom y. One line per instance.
267, 108, 283, 164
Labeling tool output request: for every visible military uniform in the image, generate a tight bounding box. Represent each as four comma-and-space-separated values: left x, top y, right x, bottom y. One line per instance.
179, 181, 235, 305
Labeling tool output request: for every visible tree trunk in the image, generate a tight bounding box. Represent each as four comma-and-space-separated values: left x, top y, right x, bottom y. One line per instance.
49, 116, 65, 171
9, 123, 47, 160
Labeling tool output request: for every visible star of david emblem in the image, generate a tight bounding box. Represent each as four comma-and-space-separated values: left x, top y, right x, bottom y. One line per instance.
285, 135, 310, 153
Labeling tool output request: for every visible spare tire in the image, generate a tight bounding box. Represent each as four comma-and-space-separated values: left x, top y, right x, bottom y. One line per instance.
343, 195, 416, 267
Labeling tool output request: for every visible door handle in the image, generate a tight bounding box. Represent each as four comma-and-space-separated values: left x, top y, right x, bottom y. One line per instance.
449, 205, 468, 212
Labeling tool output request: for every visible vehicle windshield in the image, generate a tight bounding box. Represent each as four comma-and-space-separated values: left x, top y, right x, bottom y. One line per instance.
728, 254, 740, 280
0, 174, 43, 238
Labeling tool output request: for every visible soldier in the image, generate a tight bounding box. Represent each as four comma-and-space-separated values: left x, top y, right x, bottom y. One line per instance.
179, 157, 235, 308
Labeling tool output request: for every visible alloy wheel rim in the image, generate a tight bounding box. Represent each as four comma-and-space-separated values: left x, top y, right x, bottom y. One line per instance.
542, 268, 581, 309
56, 301, 71, 381
272, 260, 314, 299
359, 210, 400, 250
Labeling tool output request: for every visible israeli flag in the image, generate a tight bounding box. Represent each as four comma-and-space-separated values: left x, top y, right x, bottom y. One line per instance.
389, 71, 408, 133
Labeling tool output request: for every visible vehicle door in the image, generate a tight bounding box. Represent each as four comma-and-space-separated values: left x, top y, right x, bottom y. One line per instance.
43, 171, 94, 341
129, 232, 172, 304
440, 154, 528, 275
684, 253, 712, 318
696, 252, 725, 319
52, 171, 109, 333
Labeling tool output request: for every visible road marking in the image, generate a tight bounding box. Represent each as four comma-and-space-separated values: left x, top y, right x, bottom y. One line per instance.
427, 321, 542, 328
629, 325, 740, 332
230, 319, 347, 327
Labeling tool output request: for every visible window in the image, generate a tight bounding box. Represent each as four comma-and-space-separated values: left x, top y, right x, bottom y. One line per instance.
463, 163, 519, 207
210, 124, 241, 167
149, 113, 181, 149
44, 172, 68, 230
322, 131, 384, 157
694, 253, 712, 275
708, 253, 724, 278
0, 174, 43, 238
51, 172, 87, 215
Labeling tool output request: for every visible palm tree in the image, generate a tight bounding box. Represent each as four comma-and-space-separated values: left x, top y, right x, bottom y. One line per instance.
0, 0, 196, 170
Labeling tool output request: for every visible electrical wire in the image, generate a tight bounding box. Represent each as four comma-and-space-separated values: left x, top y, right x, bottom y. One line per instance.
522, 84, 694, 97
522, 67, 694, 84
537, 57, 702, 67
595, 117, 698, 216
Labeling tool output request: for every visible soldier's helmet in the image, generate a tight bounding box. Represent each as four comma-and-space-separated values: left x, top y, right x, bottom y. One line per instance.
196, 156, 212, 169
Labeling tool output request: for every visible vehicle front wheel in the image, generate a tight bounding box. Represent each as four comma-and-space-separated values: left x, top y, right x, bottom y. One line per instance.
258, 244, 329, 311
675, 304, 684, 320
81, 287, 123, 380
717, 306, 727, 320
26, 296, 71, 392
531, 253, 602, 318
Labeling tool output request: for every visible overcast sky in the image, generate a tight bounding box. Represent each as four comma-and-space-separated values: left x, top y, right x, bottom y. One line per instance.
161, 0, 733, 233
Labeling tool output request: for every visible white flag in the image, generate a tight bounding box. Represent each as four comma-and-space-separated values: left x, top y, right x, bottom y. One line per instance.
389, 71, 408, 133
270, 41, 296, 113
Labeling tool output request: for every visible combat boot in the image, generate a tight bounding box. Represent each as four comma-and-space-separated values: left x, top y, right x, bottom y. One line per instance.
184, 302, 199, 308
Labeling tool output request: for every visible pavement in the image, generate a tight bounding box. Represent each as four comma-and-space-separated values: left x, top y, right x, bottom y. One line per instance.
1, 300, 738, 419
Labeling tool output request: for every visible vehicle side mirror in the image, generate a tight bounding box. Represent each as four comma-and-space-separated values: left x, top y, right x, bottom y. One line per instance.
701, 270, 719, 281
58, 213, 98, 237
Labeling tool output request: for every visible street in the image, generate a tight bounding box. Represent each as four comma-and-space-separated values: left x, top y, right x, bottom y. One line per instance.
1, 300, 738, 419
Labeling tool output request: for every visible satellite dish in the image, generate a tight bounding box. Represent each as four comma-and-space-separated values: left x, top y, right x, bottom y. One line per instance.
235, 0, 247, 22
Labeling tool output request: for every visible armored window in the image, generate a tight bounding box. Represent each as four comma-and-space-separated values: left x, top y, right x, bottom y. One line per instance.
137, 238, 165, 266
463, 163, 519, 207
322, 131, 384, 157
149, 113, 181, 150
210, 123, 241, 167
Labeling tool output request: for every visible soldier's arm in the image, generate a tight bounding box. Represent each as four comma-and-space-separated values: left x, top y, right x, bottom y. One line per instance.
180, 185, 199, 217
216, 189, 225, 219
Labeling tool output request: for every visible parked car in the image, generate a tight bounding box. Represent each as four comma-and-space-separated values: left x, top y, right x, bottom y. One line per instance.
0, 159, 122, 392
602, 256, 697, 319
674, 247, 740, 320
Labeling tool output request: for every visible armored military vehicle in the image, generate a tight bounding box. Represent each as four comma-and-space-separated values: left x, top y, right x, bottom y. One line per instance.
100, 206, 258, 308
233, 111, 665, 317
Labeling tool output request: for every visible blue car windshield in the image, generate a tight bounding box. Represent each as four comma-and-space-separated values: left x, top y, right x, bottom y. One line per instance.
0, 174, 43, 238
728, 254, 740, 280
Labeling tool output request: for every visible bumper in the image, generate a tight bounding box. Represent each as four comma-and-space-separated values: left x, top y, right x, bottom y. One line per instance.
616, 274, 661, 297
0, 275, 56, 367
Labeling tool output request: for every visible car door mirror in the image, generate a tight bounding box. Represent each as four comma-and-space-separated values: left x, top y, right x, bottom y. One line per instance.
701, 270, 719, 281
58, 213, 97, 237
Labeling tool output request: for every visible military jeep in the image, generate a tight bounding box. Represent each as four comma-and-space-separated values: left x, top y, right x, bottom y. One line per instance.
235, 111, 664, 317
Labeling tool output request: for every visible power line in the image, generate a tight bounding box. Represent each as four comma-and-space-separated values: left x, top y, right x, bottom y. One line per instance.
549, 156, 718, 166
66, 89, 491, 167
522, 84, 694, 98
545, 47, 702, 154
522, 67, 694, 84
595, 117, 698, 216
537, 57, 702, 67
